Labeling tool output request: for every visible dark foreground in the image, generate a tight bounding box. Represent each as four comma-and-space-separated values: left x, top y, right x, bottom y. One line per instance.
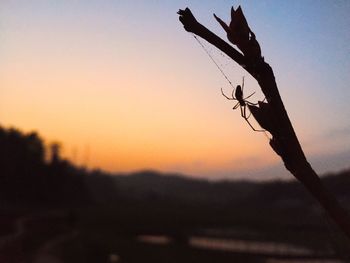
1, 126, 350, 262
1, 206, 349, 263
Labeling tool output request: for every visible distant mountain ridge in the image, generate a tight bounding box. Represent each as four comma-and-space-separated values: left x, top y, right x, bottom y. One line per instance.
86, 168, 350, 211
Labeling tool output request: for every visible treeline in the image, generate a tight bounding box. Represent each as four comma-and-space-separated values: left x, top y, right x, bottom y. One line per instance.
0, 126, 91, 207
1, 124, 349, 213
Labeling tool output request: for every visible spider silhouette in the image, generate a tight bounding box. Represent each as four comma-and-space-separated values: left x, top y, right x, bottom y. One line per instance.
221, 77, 265, 132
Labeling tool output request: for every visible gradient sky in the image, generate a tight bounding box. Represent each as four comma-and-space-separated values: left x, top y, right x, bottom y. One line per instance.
1, 1, 350, 180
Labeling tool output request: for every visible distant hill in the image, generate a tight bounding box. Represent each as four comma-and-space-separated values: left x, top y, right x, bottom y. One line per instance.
2, 125, 350, 253
85, 168, 350, 213
1, 124, 349, 224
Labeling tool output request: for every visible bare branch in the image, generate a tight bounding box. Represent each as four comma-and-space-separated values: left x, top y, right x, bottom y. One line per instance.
178, 8, 247, 70
178, 6, 350, 239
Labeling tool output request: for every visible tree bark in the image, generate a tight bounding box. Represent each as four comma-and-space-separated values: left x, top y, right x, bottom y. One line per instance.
178, 7, 350, 239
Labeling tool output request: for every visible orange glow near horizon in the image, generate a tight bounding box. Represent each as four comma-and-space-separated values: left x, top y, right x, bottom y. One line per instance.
1, 38, 274, 178
1, 1, 349, 179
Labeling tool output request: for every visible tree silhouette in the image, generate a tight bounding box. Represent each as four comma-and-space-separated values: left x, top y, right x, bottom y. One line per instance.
177, 6, 350, 238
0, 126, 90, 205
50, 142, 62, 165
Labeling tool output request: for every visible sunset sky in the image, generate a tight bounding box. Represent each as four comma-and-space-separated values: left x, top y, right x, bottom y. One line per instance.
1, 1, 350, 180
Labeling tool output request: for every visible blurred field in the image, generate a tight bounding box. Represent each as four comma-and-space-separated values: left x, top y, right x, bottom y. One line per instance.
1, 126, 350, 262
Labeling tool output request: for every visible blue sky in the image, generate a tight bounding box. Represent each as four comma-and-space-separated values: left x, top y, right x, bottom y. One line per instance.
1, 1, 349, 180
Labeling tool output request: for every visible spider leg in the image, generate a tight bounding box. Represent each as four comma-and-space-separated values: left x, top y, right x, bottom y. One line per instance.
242, 105, 266, 132
246, 101, 259, 106
246, 110, 252, 119
245, 116, 266, 132
232, 102, 240, 110
244, 92, 259, 106
240, 105, 245, 118
241, 106, 253, 128
244, 92, 256, 100
221, 87, 236, 100
244, 105, 253, 119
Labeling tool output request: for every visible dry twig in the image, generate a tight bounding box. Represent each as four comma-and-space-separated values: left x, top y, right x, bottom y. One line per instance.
178, 6, 350, 239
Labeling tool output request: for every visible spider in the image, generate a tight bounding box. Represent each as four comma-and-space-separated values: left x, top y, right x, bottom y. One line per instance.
221, 77, 265, 132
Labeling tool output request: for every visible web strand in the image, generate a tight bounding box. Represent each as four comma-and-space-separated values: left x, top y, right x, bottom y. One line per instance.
193, 34, 268, 136
193, 34, 235, 89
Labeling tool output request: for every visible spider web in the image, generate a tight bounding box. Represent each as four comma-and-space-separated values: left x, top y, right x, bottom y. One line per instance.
192, 34, 236, 89
192, 34, 269, 137
192, 34, 263, 102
